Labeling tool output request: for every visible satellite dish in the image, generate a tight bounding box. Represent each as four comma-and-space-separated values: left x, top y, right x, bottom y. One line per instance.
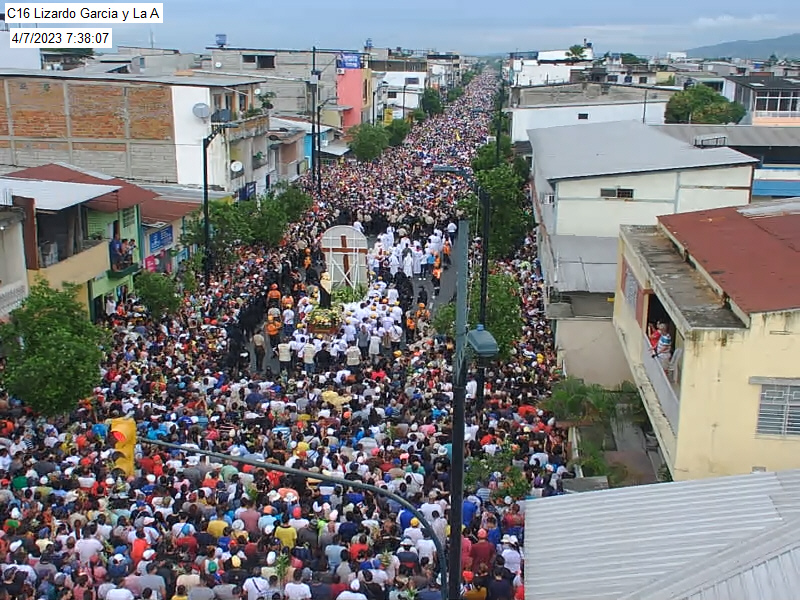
254, 88, 263, 96
230, 161, 244, 173
214, 62, 222, 69
192, 102, 211, 119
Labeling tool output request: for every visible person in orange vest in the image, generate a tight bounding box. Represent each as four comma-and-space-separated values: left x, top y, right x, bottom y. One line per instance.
267, 283, 281, 309
266, 317, 281, 353
443, 239, 452, 268
405, 310, 417, 343
432, 265, 442, 297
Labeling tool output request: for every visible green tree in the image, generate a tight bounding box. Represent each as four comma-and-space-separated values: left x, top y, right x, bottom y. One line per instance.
0, 279, 108, 416
470, 164, 529, 258
620, 52, 647, 65
432, 270, 522, 361
447, 87, 464, 103
465, 441, 531, 499
420, 88, 443, 115
247, 199, 289, 247
412, 108, 426, 122
268, 182, 313, 223
512, 155, 530, 183
462, 70, 477, 86
663, 75, 676, 86
385, 118, 412, 146
566, 44, 587, 61
347, 123, 390, 161
181, 200, 255, 270
134, 271, 181, 317
471, 134, 513, 173
665, 84, 746, 124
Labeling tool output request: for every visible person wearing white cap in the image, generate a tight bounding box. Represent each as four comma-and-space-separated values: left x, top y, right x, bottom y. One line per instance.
336, 579, 367, 600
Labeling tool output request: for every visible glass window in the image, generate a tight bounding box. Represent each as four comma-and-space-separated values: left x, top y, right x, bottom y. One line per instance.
768, 97, 779, 111
756, 97, 768, 111
617, 188, 635, 199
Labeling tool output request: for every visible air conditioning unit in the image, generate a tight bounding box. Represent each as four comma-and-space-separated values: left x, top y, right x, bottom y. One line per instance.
336, 68, 345, 75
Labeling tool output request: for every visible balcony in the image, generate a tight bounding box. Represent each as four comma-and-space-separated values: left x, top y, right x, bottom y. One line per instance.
640, 333, 681, 434
107, 251, 141, 279
0, 281, 27, 318
36, 239, 109, 289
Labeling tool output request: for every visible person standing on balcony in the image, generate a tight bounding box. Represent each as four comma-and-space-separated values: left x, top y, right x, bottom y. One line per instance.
655, 322, 673, 371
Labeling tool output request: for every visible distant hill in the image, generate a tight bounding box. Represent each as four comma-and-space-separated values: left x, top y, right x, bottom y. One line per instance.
686, 33, 800, 59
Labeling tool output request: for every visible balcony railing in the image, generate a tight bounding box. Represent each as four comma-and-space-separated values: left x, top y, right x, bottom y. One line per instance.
753, 111, 800, 119
0, 281, 27, 317
641, 334, 681, 434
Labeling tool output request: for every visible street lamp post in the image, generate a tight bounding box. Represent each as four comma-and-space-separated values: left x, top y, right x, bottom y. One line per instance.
448, 217, 499, 600
202, 121, 238, 288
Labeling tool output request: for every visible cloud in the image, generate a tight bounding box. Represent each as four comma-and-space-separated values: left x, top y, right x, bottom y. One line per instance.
692, 14, 777, 29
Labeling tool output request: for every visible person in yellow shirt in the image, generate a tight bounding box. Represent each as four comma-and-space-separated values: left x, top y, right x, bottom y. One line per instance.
274, 519, 297, 549
207, 510, 228, 539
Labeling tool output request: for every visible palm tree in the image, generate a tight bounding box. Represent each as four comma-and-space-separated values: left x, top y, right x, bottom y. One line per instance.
566, 44, 587, 62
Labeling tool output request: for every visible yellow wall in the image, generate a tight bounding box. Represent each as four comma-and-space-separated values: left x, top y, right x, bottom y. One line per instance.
28, 241, 110, 313
614, 232, 800, 481
676, 314, 800, 479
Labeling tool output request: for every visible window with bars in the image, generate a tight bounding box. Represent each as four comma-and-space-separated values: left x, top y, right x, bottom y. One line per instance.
122, 207, 135, 229
623, 265, 639, 311
757, 384, 800, 436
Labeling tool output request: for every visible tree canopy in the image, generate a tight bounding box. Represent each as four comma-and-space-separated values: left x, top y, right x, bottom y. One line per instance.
566, 44, 587, 61
385, 118, 412, 146
474, 164, 531, 258
134, 270, 181, 317
620, 52, 647, 65
420, 88, 443, 115
347, 123, 390, 161
181, 183, 313, 270
0, 279, 108, 416
471, 134, 512, 173
432, 270, 522, 361
665, 84, 746, 124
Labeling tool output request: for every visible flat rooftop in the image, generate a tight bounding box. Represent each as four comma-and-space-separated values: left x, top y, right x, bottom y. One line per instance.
621, 225, 746, 330
0, 68, 267, 88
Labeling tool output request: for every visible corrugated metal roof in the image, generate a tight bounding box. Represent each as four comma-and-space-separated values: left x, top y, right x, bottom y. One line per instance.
752, 179, 800, 197
550, 235, 619, 293
658, 200, 800, 314
0, 177, 119, 211
727, 75, 800, 90
623, 472, 800, 600
5, 163, 156, 212
523, 470, 800, 600
528, 120, 756, 182
653, 124, 800, 148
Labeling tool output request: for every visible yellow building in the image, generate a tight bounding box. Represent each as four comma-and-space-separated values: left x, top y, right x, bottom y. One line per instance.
613, 199, 800, 481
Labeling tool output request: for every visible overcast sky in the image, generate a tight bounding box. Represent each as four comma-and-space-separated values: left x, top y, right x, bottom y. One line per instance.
114, 0, 800, 56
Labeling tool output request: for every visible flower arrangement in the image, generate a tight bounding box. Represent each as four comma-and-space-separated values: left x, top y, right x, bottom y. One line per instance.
307, 308, 340, 333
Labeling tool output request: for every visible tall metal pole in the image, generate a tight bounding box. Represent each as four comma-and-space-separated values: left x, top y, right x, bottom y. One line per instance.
316, 104, 322, 197
495, 81, 503, 167
310, 46, 317, 189
144, 439, 448, 600
642, 89, 648, 124
448, 218, 469, 600
202, 133, 211, 288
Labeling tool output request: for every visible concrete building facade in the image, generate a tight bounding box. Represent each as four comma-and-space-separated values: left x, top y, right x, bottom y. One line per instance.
614, 201, 800, 480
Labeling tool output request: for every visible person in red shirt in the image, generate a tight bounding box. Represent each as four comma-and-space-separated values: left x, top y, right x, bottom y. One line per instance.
130, 530, 150, 565
470, 529, 495, 572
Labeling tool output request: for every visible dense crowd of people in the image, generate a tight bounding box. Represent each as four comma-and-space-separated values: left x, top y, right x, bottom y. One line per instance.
0, 71, 569, 600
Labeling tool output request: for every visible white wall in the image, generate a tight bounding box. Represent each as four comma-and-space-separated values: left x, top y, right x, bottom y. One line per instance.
0, 220, 29, 317
514, 63, 576, 87
676, 165, 752, 212
171, 86, 228, 188
555, 165, 754, 237
512, 101, 667, 143
0, 31, 40, 69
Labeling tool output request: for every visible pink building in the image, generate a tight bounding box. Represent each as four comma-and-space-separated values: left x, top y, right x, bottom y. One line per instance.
337, 67, 367, 129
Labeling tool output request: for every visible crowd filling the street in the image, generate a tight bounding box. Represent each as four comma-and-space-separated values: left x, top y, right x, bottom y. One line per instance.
0, 71, 571, 600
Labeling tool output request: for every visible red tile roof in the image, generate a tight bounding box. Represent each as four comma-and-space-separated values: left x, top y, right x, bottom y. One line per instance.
659, 202, 800, 314
5, 163, 157, 213
139, 198, 199, 223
